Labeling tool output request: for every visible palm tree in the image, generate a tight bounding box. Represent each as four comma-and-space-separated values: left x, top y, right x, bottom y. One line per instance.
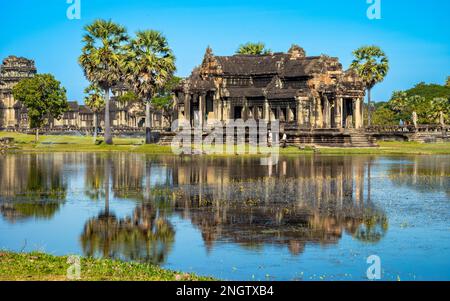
84, 84, 105, 142
350, 46, 389, 126
236, 42, 271, 55
123, 30, 176, 144
79, 19, 128, 145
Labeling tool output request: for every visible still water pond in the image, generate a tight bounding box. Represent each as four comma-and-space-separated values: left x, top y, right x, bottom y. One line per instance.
0, 153, 449, 280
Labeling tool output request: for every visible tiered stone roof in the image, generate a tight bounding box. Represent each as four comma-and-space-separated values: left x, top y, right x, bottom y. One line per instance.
177, 45, 365, 100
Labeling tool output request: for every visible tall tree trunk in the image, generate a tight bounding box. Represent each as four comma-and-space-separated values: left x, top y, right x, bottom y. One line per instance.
93, 112, 98, 143
367, 88, 372, 127
35, 128, 39, 143
145, 99, 152, 144
104, 89, 113, 145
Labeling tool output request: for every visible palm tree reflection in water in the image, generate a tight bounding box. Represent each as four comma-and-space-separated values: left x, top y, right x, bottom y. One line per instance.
81, 155, 175, 264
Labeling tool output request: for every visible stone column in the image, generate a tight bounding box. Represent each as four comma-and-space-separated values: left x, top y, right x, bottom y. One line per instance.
286, 104, 291, 122
184, 93, 191, 124
217, 99, 223, 121
222, 100, 229, 120
296, 97, 304, 126
243, 97, 249, 121
264, 98, 270, 122
354, 98, 362, 129
199, 92, 206, 127
323, 95, 330, 128
177, 92, 185, 121
360, 98, 364, 128
315, 96, 323, 128
6, 94, 16, 127
335, 97, 343, 129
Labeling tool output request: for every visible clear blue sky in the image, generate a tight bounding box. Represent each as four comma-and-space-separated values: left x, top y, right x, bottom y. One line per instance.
0, 0, 449, 103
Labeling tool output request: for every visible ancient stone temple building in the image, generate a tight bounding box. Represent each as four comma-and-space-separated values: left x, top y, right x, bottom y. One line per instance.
174, 45, 366, 130
0, 56, 37, 128
0, 55, 170, 131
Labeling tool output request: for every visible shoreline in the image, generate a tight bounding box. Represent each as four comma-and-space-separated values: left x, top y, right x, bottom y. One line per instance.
0, 251, 214, 281
2, 132, 450, 155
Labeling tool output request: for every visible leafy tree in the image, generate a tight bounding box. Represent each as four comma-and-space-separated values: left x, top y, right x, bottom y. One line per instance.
372, 77, 450, 125
407, 95, 429, 124
116, 91, 139, 103
388, 91, 413, 122
84, 84, 105, 142
372, 102, 397, 125
79, 19, 129, 145
350, 46, 389, 126
430, 97, 450, 124
405, 82, 450, 101
446, 76, 450, 87
122, 30, 176, 144
236, 42, 271, 55
12, 74, 68, 142
152, 76, 182, 124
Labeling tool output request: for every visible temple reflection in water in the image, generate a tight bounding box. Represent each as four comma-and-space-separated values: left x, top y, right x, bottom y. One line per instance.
0, 153, 420, 261
0, 153, 67, 222
165, 156, 388, 253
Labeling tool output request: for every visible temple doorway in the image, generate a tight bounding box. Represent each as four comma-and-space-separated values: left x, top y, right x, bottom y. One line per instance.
206, 94, 214, 118
138, 117, 145, 128
343, 98, 354, 128
234, 106, 242, 119
330, 104, 336, 128
190, 101, 199, 126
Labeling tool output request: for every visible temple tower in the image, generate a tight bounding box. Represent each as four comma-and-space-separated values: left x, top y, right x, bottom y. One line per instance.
0, 56, 37, 127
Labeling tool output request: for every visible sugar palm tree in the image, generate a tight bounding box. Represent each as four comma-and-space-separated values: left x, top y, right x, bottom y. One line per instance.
84, 84, 105, 142
79, 19, 128, 145
123, 30, 176, 144
236, 42, 271, 55
350, 46, 389, 126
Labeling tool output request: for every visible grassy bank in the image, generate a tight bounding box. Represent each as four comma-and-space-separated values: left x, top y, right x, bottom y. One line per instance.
0, 251, 213, 281
2, 132, 450, 155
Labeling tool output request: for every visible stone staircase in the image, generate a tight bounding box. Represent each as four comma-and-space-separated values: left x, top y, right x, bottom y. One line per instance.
346, 129, 378, 147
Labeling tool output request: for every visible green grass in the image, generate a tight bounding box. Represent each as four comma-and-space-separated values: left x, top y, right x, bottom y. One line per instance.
0, 132, 172, 154
2, 132, 450, 155
0, 251, 214, 281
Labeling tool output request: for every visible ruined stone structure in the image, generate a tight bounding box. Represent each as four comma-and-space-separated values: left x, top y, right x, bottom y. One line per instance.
0, 56, 37, 128
0, 56, 170, 131
174, 46, 366, 130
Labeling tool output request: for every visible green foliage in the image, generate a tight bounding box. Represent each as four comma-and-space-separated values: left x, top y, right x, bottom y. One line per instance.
350, 45, 389, 126
446, 76, 450, 87
372, 102, 397, 125
405, 82, 450, 101
116, 91, 139, 103
372, 79, 450, 125
0, 252, 214, 281
12, 74, 68, 129
122, 30, 176, 101
84, 84, 105, 112
78, 19, 129, 91
236, 42, 271, 55
350, 45, 389, 90
152, 76, 182, 112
